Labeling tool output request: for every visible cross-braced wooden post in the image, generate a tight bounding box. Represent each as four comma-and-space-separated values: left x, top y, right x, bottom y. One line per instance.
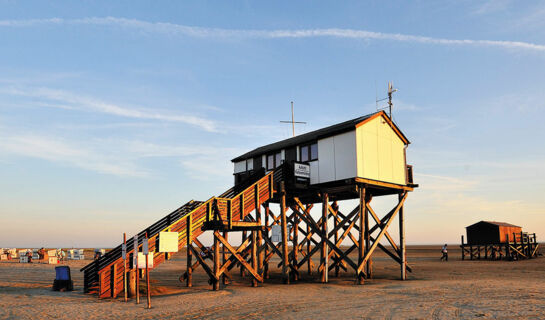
213, 231, 220, 290
264, 202, 270, 279
358, 186, 366, 284
186, 214, 193, 287
280, 182, 290, 284
399, 192, 406, 280
321, 192, 329, 283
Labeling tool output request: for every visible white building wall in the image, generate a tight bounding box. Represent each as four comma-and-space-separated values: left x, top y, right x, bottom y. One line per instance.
333, 131, 357, 180
317, 136, 336, 183
314, 131, 357, 184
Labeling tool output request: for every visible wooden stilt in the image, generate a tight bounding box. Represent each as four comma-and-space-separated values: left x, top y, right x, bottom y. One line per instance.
255, 184, 263, 280
213, 231, 220, 290
461, 235, 465, 260
251, 230, 258, 287
321, 192, 329, 283
293, 203, 299, 281
264, 202, 270, 279
222, 231, 228, 285
399, 192, 406, 280
333, 201, 340, 277
186, 215, 192, 287
280, 182, 290, 284
358, 186, 365, 284
364, 195, 372, 278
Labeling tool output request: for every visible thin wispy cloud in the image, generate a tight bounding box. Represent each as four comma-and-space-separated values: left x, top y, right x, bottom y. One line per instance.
0, 17, 544, 53
0, 131, 243, 178
1, 86, 218, 132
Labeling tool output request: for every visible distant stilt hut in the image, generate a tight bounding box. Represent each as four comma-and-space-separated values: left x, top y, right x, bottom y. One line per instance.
461, 221, 539, 260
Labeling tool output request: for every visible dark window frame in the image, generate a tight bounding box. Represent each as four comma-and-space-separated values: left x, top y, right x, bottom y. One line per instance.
266, 151, 282, 170
299, 142, 318, 162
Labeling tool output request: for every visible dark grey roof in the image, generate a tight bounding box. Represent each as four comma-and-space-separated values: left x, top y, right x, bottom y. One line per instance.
467, 221, 521, 228
232, 111, 407, 162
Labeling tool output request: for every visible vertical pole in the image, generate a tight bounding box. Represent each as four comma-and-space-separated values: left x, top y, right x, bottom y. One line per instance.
506, 233, 510, 260
213, 231, 220, 291
123, 233, 127, 302
186, 215, 192, 287
251, 230, 258, 287
293, 203, 299, 281
333, 201, 339, 277
136, 242, 140, 304
307, 204, 312, 276
461, 235, 465, 260
241, 230, 247, 277
222, 231, 228, 285
280, 181, 289, 284
145, 251, 150, 309
255, 184, 263, 280
358, 186, 366, 284
364, 195, 372, 278
264, 202, 270, 279
399, 192, 406, 281
514, 232, 518, 260
321, 192, 329, 283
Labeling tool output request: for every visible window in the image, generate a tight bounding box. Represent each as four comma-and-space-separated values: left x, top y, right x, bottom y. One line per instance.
247, 159, 254, 171
266, 151, 282, 170
300, 142, 318, 162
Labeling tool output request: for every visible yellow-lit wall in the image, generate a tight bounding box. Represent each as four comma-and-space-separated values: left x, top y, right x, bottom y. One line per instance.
356, 115, 406, 185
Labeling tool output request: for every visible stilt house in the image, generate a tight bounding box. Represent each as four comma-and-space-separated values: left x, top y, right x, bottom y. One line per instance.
232, 110, 415, 195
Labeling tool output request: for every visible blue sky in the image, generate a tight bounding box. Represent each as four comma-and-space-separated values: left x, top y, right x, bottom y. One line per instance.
1, 1, 544, 247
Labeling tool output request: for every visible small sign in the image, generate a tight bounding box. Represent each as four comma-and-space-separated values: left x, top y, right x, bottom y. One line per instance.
159, 232, 179, 253
137, 252, 154, 269
271, 225, 282, 243
142, 239, 149, 255
294, 162, 310, 179
133, 236, 138, 268
122, 244, 127, 260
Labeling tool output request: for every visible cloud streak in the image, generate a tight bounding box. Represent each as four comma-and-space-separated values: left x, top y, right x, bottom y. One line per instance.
1, 16, 545, 52
2, 86, 218, 132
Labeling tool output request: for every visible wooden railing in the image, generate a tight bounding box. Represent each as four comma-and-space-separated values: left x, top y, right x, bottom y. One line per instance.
83, 168, 278, 298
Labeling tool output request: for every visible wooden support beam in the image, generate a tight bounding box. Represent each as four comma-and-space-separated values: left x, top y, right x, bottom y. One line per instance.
321, 192, 329, 283
293, 199, 359, 272
306, 204, 313, 276
186, 214, 192, 287
251, 230, 258, 287
364, 194, 372, 278
217, 235, 252, 276
399, 192, 406, 280
222, 231, 228, 285
264, 202, 270, 279
255, 184, 263, 279
213, 231, 220, 290
216, 232, 263, 283
358, 186, 366, 284
357, 192, 407, 276
333, 201, 340, 277
280, 182, 290, 284
189, 245, 217, 282
293, 205, 299, 281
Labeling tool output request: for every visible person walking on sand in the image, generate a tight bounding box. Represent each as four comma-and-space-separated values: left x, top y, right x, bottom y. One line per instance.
440, 244, 448, 261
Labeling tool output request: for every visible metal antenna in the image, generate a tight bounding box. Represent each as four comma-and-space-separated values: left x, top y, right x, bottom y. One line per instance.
280, 101, 307, 137
387, 81, 398, 118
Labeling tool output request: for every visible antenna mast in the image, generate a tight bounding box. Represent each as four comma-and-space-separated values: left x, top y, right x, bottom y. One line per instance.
387, 82, 398, 118
280, 101, 307, 137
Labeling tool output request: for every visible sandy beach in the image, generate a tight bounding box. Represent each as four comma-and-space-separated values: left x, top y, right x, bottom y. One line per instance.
1, 245, 544, 319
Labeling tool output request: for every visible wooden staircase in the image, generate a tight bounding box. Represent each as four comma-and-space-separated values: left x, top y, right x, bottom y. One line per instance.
81, 168, 280, 298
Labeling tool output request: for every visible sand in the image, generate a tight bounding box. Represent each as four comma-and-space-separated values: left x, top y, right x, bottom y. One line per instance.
1, 246, 544, 319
